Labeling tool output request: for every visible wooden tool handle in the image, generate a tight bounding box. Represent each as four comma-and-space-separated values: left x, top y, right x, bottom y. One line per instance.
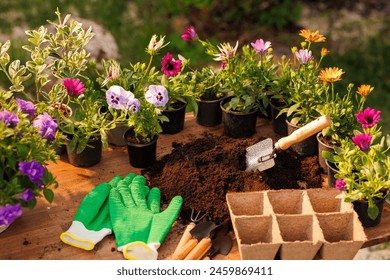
184, 237, 212, 260
172, 223, 196, 258
276, 115, 331, 151
171, 238, 199, 260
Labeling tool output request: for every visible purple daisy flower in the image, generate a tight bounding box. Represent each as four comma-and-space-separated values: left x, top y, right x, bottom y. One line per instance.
181, 25, 197, 41
295, 49, 312, 64
161, 52, 182, 78
145, 85, 169, 107
15, 98, 36, 118
18, 160, 45, 185
251, 39, 272, 54
63, 78, 86, 97
335, 179, 347, 191
356, 107, 381, 129
0, 203, 23, 226
33, 112, 57, 141
352, 133, 372, 152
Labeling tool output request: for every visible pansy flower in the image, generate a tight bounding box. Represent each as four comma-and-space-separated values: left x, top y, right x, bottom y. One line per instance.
145, 85, 169, 107
106, 85, 134, 111
127, 98, 141, 114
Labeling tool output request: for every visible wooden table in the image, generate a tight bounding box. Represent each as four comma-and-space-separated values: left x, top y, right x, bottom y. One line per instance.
0, 113, 389, 260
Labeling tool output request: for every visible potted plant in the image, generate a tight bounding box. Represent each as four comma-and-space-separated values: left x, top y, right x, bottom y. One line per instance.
316, 79, 372, 169
101, 35, 170, 168
322, 107, 390, 227
0, 94, 60, 231
278, 29, 329, 155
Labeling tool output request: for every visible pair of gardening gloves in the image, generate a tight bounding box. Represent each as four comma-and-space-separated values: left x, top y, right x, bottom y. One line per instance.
60, 173, 183, 260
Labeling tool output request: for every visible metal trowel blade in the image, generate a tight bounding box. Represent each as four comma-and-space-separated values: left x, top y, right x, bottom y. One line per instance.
245, 138, 275, 172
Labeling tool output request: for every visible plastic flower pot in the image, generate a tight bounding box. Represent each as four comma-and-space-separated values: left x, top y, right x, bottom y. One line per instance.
106, 121, 129, 147
317, 134, 335, 171
161, 101, 186, 134
352, 196, 387, 228
220, 96, 257, 138
196, 95, 225, 127
270, 97, 288, 136
325, 160, 338, 188
286, 119, 318, 156
124, 129, 158, 169
65, 137, 102, 167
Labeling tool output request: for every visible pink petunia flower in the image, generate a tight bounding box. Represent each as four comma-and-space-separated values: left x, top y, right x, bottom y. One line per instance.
161, 52, 182, 77
356, 107, 381, 129
63, 78, 86, 97
352, 133, 372, 152
181, 25, 197, 41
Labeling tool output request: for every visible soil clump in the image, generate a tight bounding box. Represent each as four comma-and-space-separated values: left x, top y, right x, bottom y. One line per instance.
144, 132, 323, 223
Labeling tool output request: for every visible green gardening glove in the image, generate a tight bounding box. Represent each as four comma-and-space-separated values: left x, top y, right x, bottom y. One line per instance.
60, 174, 127, 250
109, 175, 183, 260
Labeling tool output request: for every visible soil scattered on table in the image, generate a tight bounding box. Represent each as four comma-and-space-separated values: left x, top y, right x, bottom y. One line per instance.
144, 132, 323, 223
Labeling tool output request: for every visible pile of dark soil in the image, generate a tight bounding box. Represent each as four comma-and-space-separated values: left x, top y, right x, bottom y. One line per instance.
144, 132, 323, 223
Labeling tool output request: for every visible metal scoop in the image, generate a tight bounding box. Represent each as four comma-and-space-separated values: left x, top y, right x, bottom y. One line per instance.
246, 115, 331, 172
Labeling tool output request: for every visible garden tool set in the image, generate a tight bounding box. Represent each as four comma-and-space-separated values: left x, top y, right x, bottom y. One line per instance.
245, 115, 331, 172
60, 173, 183, 260
172, 218, 233, 260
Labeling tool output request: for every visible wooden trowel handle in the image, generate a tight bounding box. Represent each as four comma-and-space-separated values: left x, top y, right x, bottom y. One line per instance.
184, 237, 212, 260
172, 222, 196, 258
171, 238, 199, 260
276, 115, 331, 151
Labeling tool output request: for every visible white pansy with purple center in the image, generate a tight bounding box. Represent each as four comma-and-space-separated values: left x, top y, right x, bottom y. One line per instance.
145, 85, 169, 107
106, 85, 134, 111
127, 98, 141, 114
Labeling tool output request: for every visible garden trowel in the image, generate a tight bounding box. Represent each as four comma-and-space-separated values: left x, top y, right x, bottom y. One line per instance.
246, 115, 331, 172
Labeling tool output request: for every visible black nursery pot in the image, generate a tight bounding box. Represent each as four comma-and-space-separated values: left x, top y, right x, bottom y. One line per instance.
161, 101, 186, 134
124, 129, 158, 169
196, 95, 225, 127
65, 137, 102, 167
325, 160, 338, 188
270, 97, 288, 136
286, 119, 318, 156
352, 196, 386, 228
220, 96, 257, 138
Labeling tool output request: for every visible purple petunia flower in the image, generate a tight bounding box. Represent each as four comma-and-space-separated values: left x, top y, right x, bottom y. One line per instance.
161, 52, 182, 78
63, 78, 86, 97
18, 189, 35, 202
335, 179, 347, 191
127, 98, 141, 114
295, 49, 312, 64
0, 203, 23, 226
33, 112, 57, 141
18, 160, 45, 185
251, 39, 272, 54
356, 107, 381, 129
0, 109, 19, 128
181, 25, 197, 41
15, 98, 36, 118
352, 133, 372, 152
145, 85, 169, 107
106, 85, 134, 111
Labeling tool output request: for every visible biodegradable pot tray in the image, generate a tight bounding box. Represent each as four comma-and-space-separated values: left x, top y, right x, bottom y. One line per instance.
226, 188, 367, 260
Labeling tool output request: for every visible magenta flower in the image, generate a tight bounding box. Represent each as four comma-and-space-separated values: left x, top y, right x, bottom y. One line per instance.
295, 49, 312, 64
15, 98, 36, 118
251, 39, 272, 54
356, 107, 381, 129
33, 112, 57, 141
181, 25, 197, 41
63, 78, 86, 97
127, 98, 141, 114
352, 133, 372, 152
0, 109, 19, 128
145, 85, 169, 107
161, 52, 182, 77
335, 179, 347, 191
0, 203, 23, 226
18, 160, 45, 185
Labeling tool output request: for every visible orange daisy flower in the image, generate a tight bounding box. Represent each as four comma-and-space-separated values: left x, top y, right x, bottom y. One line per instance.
356, 84, 374, 96
299, 29, 326, 43
321, 47, 330, 57
319, 67, 344, 83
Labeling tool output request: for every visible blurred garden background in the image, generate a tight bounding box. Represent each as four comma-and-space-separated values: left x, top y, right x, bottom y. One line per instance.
1, 0, 389, 134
